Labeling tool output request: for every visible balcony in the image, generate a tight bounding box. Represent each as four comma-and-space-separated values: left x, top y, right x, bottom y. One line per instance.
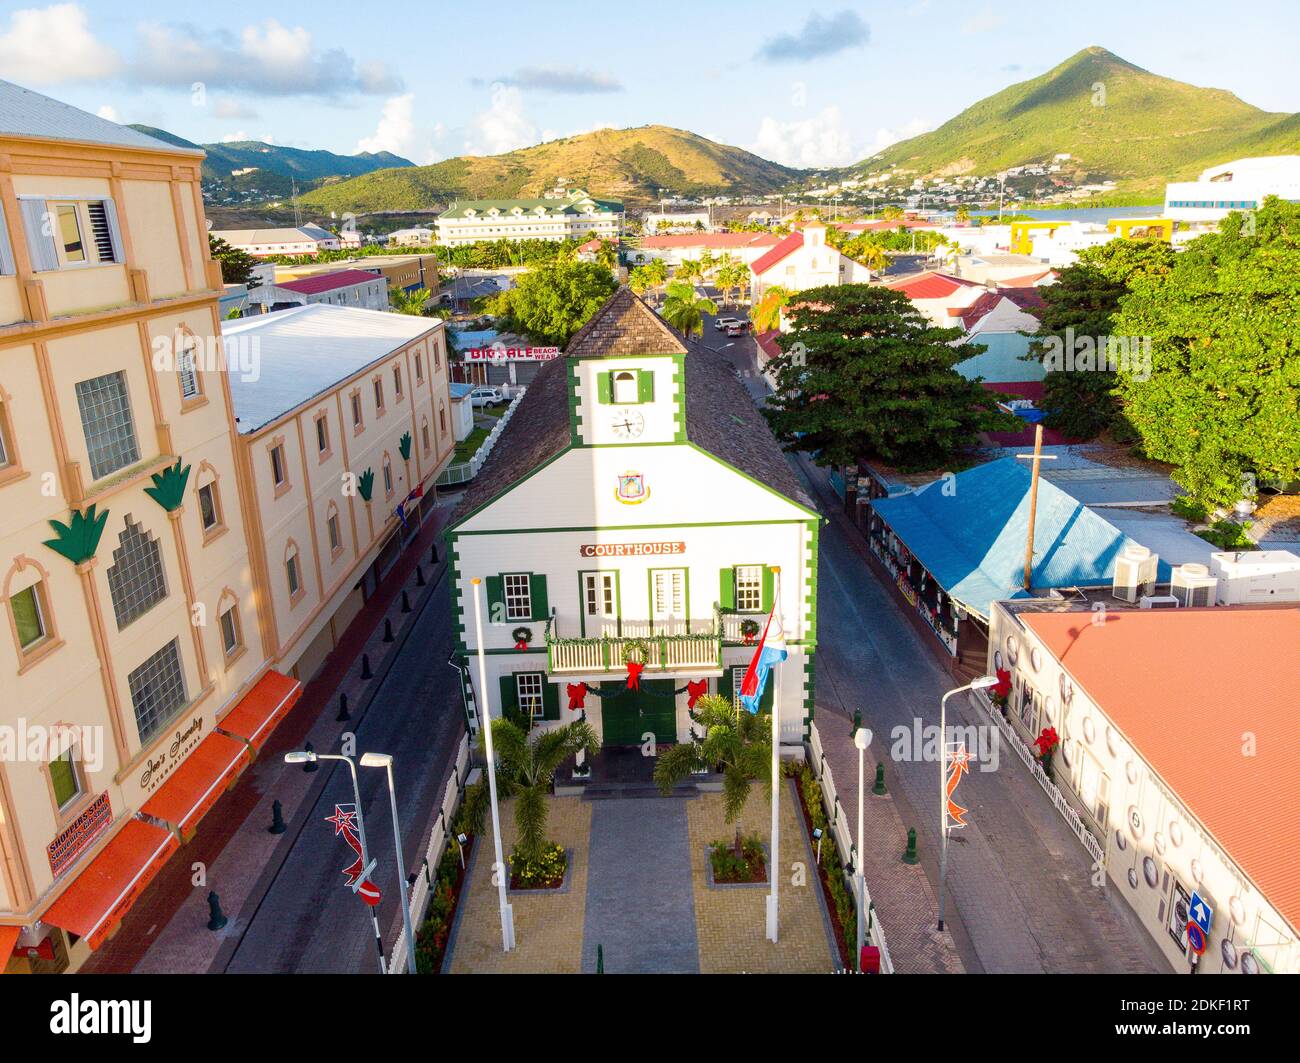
545, 612, 722, 675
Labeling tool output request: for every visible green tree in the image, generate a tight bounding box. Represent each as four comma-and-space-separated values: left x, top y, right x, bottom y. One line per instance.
675, 258, 704, 286
208, 235, 258, 286
1111, 198, 1300, 508
389, 286, 434, 315
955, 205, 972, 224
762, 284, 1018, 471
882, 204, 904, 222
460, 718, 600, 863
488, 258, 618, 346
714, 259, 748, 308
653, 694, 770, 856
662, 284, 716, 340
1026, 238, 1176, 439
749, 285, 790, 332
640, 257, 669, 303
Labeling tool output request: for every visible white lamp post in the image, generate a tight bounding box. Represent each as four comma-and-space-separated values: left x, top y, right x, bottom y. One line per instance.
359, 752, 418, 975
853, 722, 873, 970
936, 675, 999, 933
765, 568, 783, 945
471, 577, 515, 951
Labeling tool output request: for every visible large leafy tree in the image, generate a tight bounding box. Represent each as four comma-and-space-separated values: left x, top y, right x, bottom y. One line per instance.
208, 235, 258, 286
762, 284, 1017, 471
1025, 237, 1176, 439
1111, 198, 1300, 508
487, 258, 617, 346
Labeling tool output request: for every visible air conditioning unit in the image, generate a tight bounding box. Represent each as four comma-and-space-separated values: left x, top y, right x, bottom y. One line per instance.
1112, 544, 1159, 603
1171, 563, 1218, 607
1139, 594, 1180, 609
1210, 550, 1300, 605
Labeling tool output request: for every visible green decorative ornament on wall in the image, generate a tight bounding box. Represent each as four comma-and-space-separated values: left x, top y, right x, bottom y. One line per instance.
43, 503, 110, 565
622, 638, 651, 665
143, 458, 192, 512
398, 431, 413, 461
357, 468, 375, 503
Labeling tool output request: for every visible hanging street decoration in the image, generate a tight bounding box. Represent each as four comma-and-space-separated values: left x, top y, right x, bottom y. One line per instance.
945, 743, 973, 829
567, 682, 588, 711
686, 679, 708, 709
512, 626, 533, 651
325, 804, 381, 906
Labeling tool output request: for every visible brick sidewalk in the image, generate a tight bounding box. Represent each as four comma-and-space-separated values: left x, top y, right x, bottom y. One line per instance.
83, 502, 456, 974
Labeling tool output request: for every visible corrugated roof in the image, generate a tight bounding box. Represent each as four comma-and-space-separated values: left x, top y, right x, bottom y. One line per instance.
870, 457, 1169, 617
1021, 607, 1300, 935
750, 231, 805, 276
275, 268, 383, 295
639, 232, 782, 250
211, 226, 334, 245
0, 79, 197, 154
222, 304, 441, 433
887, 271, 982, 300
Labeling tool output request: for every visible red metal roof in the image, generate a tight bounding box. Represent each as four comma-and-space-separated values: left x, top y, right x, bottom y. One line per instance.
639, 232, 781, 250
998, 270, 1055, 288
958, 291, 1004, 329
277, 268, 383, 295
999, 287, 1046, 311
886, 271, 981, 300
837, 218, 938, 232
1021, 607, 1300, 933
750, 232, 805, 276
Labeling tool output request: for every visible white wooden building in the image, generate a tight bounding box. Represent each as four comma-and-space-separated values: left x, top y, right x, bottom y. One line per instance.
445, 288, 820, 750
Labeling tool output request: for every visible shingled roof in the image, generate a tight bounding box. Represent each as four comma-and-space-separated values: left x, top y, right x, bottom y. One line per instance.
449, 288, 814, 524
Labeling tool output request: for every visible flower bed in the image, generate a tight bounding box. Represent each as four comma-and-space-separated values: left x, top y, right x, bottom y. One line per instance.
509, 843, 568, 890
709, 834, 767, 884
414, 834, 474, 974
788, 763, 855, 969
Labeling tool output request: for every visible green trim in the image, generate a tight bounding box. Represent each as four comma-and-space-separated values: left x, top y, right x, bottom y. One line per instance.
577, 568, 621, 637
451, 517, 812, 536
567, 359, 583, 446
671, 351, 687, 443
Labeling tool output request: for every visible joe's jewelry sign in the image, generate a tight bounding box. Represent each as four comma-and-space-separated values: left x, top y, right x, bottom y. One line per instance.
47, 791, 111, 878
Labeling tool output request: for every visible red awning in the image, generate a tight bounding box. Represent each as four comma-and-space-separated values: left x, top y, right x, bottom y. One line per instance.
41, 819, 178, 950
0, 925, 20, 971
140, 731, 250, 835
217, 670, 303, 751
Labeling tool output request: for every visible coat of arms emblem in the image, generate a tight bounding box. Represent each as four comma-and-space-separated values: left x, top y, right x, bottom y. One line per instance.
615, 471, 649, 504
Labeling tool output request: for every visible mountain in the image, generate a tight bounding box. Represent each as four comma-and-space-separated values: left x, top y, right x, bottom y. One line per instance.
854, 47, 1300, 192
296, 125, 800, 213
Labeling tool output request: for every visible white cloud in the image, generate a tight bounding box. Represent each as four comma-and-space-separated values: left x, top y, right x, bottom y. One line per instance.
0, 3, 119, 85
751, 106, 859, 168
463, 86, 537, 156
219, 131, 249, 143
356, 93, 445, 163
95, 104, 120, 123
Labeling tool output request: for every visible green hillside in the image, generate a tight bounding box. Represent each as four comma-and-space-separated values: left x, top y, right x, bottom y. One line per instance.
856, 47, 1299, 192
298, 125, 800, 213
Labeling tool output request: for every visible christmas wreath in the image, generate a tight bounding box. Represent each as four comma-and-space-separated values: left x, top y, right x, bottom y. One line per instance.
622, 638, 651, 690
511, 626, 533, 651
739, 619, 761, 644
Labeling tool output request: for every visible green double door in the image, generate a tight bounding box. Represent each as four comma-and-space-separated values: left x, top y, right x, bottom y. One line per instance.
598, 679, 677, 746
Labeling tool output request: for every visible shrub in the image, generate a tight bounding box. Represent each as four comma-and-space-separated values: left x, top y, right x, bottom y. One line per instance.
508, 843, 567, 889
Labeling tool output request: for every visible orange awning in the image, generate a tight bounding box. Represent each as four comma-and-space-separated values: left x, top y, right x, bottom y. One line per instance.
140, 731, 250, 834
41, 819, 178, 950
217, 670, 303, 752
0, 925, 20, 971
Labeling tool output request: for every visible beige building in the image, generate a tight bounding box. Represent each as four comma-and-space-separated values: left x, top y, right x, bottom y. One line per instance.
221, 303, 454, 680
0, 81, 303, 973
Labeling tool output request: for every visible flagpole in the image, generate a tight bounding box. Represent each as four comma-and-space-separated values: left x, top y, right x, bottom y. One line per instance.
471, 578, 515, 952
766, 568, 781, 944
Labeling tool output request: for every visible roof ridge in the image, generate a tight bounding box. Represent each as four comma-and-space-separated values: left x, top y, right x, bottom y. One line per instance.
563, 285, 689, 358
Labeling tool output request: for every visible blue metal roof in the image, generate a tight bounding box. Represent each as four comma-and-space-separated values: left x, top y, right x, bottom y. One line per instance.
871, 457, 1172, 617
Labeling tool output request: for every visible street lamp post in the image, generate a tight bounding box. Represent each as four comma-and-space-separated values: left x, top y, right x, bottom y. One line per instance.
284, 749, 386, 974
360, 752, 418, 975
853, 722, 873, 971
936, 676, 998, 933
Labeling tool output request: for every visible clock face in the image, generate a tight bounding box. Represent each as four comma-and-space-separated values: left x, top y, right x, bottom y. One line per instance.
610, 409, 646, 440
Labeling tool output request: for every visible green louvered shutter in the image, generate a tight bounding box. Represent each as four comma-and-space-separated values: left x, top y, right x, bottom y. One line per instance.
529, 574, 549, 621
760, 673, 774, 713
719, 568, 735, 610
637, 369, 655, 403
498, 674, 518, 717
485, 575, 504, 623
542, 679, 560, 720
597, 371, 613, 403
761, 566, 775, 613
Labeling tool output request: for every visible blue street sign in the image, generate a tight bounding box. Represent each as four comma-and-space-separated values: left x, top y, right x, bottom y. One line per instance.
1189, 891, 1213, 936
1186, 922, 1207, 955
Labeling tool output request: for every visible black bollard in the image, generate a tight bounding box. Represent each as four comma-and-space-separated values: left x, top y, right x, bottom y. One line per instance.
268, 799, 287, 835
416, 564, 426, 587
303, 741, 319, 773
401, 590, 412, 614
429, 542, 438, 565
336, 692, 351, 722
383, 618, 395, 643
361, 653, 373, 680
206, 891, 228, 931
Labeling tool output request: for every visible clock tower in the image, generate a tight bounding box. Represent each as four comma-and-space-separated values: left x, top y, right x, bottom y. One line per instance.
564, 286, 689, 447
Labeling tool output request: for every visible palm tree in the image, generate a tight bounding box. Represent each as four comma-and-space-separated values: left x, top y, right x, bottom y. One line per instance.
749, 285, 790, 332
654, 694, 772, 855
461, 717, 600, 863
390, 287, 433, 315
854, 241, 889, 276
942, 236, 964, 273
955, 204, 971, 225
662, 286, 716, 341
714, 260, 747, 308
641, 257, 669, 303
882, 204, 904, 222
675, 258, 703, 287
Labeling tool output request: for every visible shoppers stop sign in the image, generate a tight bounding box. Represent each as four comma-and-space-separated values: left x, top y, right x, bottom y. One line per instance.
463, 346, 560, 362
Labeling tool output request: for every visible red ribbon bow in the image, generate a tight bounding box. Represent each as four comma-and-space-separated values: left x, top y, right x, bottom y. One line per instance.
686, 679, 708, 709
567, 682, 587, 711
626, 660, 644, 690
514, 638, 529, 651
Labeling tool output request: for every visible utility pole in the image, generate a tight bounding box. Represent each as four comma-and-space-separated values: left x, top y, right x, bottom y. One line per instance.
1015, 424, 1057, 591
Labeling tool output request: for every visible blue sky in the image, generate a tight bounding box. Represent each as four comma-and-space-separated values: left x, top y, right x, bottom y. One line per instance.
2, 1, 1298, 169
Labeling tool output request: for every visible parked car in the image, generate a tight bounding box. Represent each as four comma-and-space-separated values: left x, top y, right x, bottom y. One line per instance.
725, 321, 749, 337
714, 316, 742, 331
470, 386, 506, 408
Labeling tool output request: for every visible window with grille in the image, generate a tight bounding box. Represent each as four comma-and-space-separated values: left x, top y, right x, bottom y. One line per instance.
197, 482, 219, 531
583, 572, 616, 618
107, 516, 168, 628
177, 342, 200, 399
504, 573, 531, 621
735, 566, 763, 612
516, 673, 544, 718
85, 201, 116, 262
75, 371, 140, 480
128, 639, 188, 743
219, 605, 240, 656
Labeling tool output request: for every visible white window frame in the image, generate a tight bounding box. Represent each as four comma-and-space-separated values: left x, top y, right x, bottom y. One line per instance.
652, 568, 686, 621
504, 573, 532, 622
219, 604, 240, 656
516, 672, 544, 718
735, 565, 763, 613
612, 370, 638, 404
197, 481, 220, 531
178, 343, 200, 399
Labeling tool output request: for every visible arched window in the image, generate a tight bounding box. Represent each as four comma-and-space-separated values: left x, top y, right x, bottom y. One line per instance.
284, 540, 304, 604
215, 588, 243, 662
612, 370, 638, 404
107, 515, 168, 628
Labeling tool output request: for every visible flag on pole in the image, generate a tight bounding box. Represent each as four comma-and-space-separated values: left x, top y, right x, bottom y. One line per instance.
739, 580, 786, 715
394, 483, 424, 529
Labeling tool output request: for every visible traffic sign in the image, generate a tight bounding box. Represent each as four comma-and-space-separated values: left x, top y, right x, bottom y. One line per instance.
1185, 921, 1207, 955
1189, 891, 1213, 936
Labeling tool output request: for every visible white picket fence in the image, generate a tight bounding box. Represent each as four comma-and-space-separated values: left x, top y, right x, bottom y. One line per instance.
806, 722, 895, 974
435, 387, 527, 487
972, 691, 1106, 867
386, 732, 473, 973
